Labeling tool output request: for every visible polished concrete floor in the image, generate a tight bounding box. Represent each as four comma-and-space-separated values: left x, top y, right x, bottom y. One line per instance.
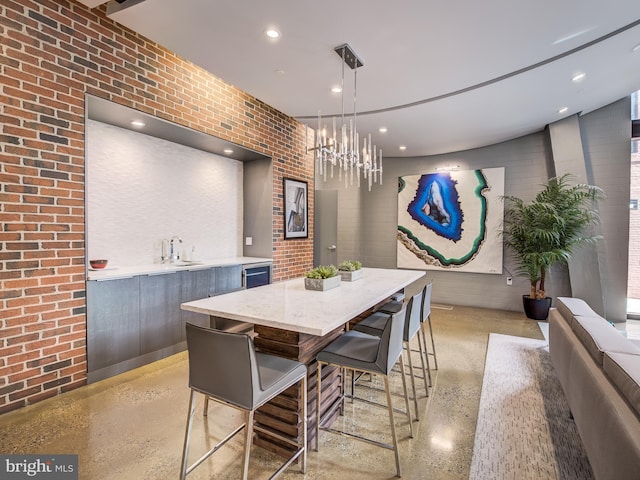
0, 305, 544, 479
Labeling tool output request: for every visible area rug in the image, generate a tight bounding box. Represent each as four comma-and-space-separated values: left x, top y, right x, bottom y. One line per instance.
469, 333, 594, 480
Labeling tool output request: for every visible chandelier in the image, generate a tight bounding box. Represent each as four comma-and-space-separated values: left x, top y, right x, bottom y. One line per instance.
309, 44, 382, 191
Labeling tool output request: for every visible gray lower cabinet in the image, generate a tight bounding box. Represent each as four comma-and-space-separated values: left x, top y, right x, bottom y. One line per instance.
180, 268, 216, 336
87, 277, 140, 373
87, 264, 243, 382
139, 272, 182, 354
215, 264, 242, 293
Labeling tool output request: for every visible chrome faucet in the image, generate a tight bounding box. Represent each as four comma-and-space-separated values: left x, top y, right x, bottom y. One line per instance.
170, 236, 182, 263
161, 238, 170, 263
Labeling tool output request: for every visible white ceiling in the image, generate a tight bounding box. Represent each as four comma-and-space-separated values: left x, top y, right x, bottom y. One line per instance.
83, 0, 640, 157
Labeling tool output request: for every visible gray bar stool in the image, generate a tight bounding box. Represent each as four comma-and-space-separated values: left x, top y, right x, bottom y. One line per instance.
353, 291, 430, 419
315, 308, 412, 478
181, 323, 308, 480
378, 297, 404, 314
421, 282, 438, 372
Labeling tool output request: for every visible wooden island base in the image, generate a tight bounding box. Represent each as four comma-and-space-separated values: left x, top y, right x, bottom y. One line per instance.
253, 325, 343, 455
252, 303, 386, 456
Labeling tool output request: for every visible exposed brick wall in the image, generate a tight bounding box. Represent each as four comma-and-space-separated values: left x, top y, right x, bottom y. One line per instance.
0, 0, 314, 414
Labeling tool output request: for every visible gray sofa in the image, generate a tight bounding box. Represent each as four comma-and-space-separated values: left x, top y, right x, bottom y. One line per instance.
549, 297, 640, 480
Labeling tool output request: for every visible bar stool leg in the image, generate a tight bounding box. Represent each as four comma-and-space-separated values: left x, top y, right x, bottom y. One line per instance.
383, 376, 402, 478
404, 341, 419, 421
241, 410, 254, 480
338, 367, 345, 415
428, 314, 438, 370
421, 323, 433, 386
203, 396, 209, 416
180, 390, 197, 480
301, 375, 308, 474
398, 355, 414, 438
416, 330, 430, 396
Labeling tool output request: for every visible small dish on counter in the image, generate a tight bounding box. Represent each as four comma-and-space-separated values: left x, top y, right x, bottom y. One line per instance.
89, 259, 109, 269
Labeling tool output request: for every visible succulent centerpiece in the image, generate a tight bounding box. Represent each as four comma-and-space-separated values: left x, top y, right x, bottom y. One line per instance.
337, 260, 363, 282
304, 265, 340, 291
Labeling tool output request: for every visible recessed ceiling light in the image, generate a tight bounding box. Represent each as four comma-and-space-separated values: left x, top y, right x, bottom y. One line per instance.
571, 72, 586, 83
399, 145, 407, 151
331, 86, 342, 93
223, 148, 234, 155
558, 107, 569, 114
379, 127, 388, 133
265, 29, 280, 39
130, 120, 145, 128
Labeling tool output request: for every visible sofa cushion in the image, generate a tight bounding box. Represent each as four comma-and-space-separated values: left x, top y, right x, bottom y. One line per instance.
604, 351, 640, 419
571, 315, 640, 365
556, 297, 600, 327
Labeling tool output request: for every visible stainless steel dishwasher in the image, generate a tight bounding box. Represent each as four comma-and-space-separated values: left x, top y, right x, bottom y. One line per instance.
211, 263, 272, 334
242, 263, 272, 289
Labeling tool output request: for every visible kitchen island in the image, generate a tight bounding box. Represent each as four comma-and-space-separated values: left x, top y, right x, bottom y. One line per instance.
181, 267, 426, 454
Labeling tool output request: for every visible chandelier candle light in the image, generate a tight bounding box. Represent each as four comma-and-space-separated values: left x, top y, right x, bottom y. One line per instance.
309, 44, 383, 191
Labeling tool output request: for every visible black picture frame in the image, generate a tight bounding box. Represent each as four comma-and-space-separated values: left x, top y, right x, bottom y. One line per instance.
284, 177, 308, 239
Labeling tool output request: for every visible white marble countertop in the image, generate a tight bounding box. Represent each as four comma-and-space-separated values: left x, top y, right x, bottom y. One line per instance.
86, 256, 272, 281
180, 267, 425, 336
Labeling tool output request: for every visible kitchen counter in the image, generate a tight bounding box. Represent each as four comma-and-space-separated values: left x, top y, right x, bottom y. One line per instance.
86, 256, 272, 281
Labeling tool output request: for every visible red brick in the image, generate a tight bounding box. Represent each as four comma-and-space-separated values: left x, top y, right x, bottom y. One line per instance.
9, 367, 42, 383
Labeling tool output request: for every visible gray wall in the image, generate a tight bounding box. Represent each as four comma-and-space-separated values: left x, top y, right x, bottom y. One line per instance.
548, 114, 605, 317
316, 98, 631, 319
580, 98, 631, 321
243, 157, 274, 258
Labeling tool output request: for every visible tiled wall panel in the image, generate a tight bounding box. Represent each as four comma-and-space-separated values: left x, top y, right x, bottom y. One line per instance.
87, 120, 243, 265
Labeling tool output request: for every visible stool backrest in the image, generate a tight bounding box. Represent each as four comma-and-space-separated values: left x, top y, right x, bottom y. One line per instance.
421, 282, 433, 321
185, 322, 260, 410
375, 306, 407, 374
404, 291, 423, 341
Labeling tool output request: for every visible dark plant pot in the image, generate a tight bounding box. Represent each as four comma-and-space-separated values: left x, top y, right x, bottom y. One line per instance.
522, 295, 552, 320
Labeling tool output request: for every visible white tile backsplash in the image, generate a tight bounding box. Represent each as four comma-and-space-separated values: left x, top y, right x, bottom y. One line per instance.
87, 120, 243, 266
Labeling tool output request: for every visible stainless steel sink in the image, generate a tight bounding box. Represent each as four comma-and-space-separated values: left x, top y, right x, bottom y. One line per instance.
171, 261, 203, 267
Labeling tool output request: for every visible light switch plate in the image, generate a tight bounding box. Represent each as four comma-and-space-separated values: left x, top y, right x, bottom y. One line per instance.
245, 237, 253, 246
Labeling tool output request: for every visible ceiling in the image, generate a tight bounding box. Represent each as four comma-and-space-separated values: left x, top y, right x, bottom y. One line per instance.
81, 0, 640, 158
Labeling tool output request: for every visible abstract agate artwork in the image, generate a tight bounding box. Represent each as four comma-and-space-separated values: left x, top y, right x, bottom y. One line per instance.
397, 167, 504, 274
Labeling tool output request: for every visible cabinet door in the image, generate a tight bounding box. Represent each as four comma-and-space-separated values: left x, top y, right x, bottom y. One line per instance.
139, 273, 182, 354
87, 277, 140, 372
214, 265, 242, 294
180, 268, 216, 336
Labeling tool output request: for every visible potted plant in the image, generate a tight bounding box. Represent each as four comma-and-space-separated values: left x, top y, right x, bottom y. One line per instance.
502, 174, 604, 320
304, 264, 340, 291
338, 260, 363, 282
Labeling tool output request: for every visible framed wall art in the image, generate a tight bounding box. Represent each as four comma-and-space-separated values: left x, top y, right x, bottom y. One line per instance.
397, 167, 505, 274
284, 177, 308, 239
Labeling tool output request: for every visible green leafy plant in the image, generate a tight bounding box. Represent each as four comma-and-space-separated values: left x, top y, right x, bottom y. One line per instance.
304, 265, 338, 279
338, 260, 362, 271
502, 174, 604, 299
